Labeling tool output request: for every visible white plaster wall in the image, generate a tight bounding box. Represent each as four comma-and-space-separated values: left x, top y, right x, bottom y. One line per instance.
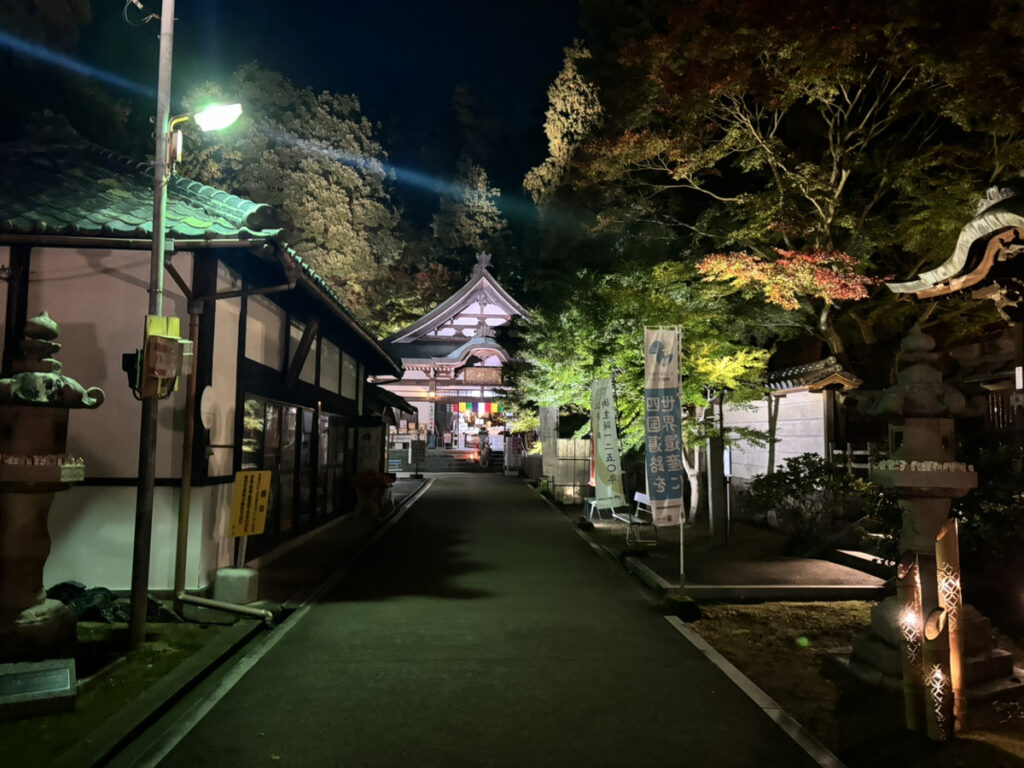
20, 248, 190, 477
723, 390, 826, 481
320, 338, 340, 393
44, 486, 198, 590
0, 251, 280, 592
197, 481, 236, 583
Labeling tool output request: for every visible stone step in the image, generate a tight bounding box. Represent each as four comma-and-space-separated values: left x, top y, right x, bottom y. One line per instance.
965, 649, 1015, 686
965, 666, 1024, 704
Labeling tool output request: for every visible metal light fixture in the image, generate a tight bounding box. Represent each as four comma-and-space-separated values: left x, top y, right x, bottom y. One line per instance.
167, 103, 242, 166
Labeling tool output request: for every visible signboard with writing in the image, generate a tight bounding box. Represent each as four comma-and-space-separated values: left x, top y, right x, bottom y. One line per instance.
464, 367, 502, 385
229, 470, 273, 537
411, 440, 426, 463
539, 406, 559, 478
643, 328, 684, 525
590, 378, 626, 507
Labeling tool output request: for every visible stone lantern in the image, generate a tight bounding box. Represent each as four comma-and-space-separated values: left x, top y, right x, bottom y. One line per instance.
864, 325, 977, 740
0, 313, 103, 661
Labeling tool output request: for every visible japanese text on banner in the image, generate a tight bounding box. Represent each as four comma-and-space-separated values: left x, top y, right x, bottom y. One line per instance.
643, 328, 684, 525
590, 378, 625, 506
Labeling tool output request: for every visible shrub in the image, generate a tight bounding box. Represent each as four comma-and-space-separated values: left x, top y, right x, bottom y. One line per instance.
741, 452, 898, 556
953, 444, 1024, 582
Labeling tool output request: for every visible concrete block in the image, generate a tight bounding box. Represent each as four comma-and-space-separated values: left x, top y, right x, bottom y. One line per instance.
0, 658, 76, 720
212, 568, 259, 605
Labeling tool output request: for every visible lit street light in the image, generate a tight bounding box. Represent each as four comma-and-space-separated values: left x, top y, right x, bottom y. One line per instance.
129, 0, 241, 648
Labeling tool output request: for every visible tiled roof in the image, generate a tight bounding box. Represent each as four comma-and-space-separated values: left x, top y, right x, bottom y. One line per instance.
765, 356, 861, 392
0, 141, 281, 240
0, 138, 402, 377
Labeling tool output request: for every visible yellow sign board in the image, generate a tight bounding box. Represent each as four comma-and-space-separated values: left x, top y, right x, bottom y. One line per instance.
229, 470, 272, 537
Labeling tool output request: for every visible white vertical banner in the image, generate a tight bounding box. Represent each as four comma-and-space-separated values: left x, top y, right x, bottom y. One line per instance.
539, 406, 559, 478
644, 328, 684, 525
591, 379, 626, 506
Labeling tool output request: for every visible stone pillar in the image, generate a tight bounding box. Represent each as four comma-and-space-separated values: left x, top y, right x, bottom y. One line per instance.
0, 313, 103, 662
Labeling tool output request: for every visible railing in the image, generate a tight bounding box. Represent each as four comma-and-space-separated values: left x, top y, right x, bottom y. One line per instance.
987, 390, 1019, 430
831, 442, 877, 477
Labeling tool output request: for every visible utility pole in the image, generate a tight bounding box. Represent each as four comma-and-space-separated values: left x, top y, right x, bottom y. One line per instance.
129, 0, 174, 649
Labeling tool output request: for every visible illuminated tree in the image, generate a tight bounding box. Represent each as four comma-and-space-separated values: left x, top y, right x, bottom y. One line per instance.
429, 157, 508, 272
528, 0, 1024, 373
180, 64, 404, 325
524, 41, 603, 205
510, 264, 771, 516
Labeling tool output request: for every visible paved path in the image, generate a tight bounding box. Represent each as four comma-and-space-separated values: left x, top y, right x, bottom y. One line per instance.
157, 474, 821, 767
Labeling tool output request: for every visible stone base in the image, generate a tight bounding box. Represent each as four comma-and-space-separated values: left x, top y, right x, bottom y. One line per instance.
845, 596, 1024, 722
0, 599, 75, 663
212, 568, 259, 605
0, 657, 77, 720
869, 596, 997, 655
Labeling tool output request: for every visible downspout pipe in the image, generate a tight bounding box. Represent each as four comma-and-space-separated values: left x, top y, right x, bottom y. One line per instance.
172, 308, 200, 616
176, 591, 275, 626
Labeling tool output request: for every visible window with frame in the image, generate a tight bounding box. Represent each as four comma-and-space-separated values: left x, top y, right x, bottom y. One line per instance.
289, 319, 317, 385
245, 295, 286, 369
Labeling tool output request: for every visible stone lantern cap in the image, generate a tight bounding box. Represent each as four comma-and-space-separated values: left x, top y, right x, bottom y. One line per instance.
859, 325, 982, 419
0, 312, 103, 409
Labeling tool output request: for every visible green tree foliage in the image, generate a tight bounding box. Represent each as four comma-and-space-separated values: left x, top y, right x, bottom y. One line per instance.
508, 264, 770, 513
430, 157, 509, 271
179, 64, 404, 326
545, 0, 1024, 377
524, 41, 603, 205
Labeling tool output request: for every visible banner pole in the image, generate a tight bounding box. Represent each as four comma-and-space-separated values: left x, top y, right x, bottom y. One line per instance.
676, 326, 684, 587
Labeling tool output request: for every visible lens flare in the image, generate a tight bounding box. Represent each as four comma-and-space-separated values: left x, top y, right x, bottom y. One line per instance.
0, 31, 155, 98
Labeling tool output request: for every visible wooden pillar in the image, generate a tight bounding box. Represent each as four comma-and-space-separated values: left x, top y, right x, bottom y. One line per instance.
2, 246, 31, 377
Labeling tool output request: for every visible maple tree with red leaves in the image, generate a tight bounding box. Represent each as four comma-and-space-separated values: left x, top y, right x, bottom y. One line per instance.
526, 0, 1023, 371
697, 249, 886, 353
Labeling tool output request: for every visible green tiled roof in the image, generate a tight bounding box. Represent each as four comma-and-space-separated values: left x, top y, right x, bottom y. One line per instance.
0, 141, 281, 240
0, 138, 403, 377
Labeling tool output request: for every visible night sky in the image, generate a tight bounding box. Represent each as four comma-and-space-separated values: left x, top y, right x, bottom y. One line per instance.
77, 0, 582, 211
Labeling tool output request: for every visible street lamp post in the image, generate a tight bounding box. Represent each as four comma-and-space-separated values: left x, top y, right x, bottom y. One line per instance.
128, 0, 175, 651
128, 0, 241, 648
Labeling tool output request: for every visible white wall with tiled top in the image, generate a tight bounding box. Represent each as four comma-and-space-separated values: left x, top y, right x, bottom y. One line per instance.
723, 389, 827, 482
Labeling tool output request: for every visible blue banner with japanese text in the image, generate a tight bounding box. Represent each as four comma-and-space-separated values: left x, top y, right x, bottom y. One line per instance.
643, 328, 684, 525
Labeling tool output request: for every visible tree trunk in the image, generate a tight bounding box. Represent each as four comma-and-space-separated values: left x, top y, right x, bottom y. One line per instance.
819, 303, 846, 359
682, 444, 702, 524
766, 394, 780, 474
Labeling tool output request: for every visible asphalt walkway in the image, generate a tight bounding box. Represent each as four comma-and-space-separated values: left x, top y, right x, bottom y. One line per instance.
152, 474, 824, 767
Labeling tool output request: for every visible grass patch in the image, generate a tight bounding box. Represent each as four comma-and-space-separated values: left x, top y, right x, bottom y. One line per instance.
692, 602, 1024, 767
0, 620, 233, 765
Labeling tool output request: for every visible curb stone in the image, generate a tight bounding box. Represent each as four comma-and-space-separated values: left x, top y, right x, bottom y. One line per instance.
54, 619, 264, 768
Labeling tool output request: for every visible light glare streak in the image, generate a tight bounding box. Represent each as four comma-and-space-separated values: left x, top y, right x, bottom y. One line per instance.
0, 30, 155, 98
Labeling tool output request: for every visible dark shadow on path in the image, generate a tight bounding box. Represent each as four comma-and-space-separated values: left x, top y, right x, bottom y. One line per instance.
319, 504, 493, 603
